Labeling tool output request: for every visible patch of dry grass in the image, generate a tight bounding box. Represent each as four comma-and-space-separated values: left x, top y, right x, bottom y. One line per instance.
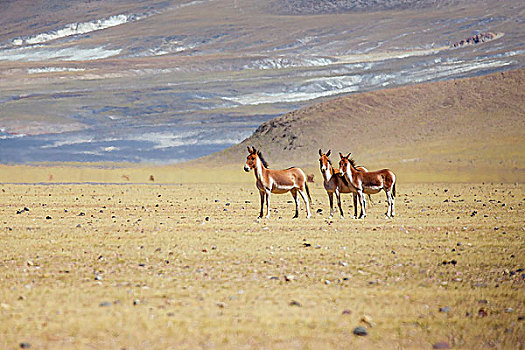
1, 180, 523, 349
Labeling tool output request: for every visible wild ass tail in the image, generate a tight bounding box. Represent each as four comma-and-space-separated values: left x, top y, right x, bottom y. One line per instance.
393, 182, 396, 198
305, 183, 312, 205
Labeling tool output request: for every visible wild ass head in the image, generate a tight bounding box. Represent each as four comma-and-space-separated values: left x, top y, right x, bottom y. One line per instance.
318, 149, 332, 172
338, 152, 354, 176
244, 146, 257, 172
244, 146, 269, 172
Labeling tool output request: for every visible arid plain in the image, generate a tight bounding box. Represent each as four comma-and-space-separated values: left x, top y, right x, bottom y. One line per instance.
1, 177, 523, 349
1, 0, 524, 348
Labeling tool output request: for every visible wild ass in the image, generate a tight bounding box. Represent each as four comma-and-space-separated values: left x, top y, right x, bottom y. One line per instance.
319, 149, 368, 219
339, 153, 396, 218
244, 147, 311, 219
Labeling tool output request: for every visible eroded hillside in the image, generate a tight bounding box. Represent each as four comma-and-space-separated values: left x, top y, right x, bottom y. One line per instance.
206, 69, 525, 182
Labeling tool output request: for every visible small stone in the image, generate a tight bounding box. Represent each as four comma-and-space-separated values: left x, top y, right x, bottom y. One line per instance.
284, 275, 295, 282
133, 299, 141, 305
342, 309, 352, 315
19, 343, 31, 349
352, 326, 368, 336
99, 301, 112, 307
45, 216, 52, 220
433, 341, 450, 349
217, 302, 226, 308
94, 275, 102, 281
439, 306, 451, 313
478, 308, 488, 317
289, 300, 302, 307
316, 208, 323, 213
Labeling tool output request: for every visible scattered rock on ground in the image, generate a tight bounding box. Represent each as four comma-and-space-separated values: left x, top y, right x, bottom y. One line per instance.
353, 326, 368, 336
433, 341, 450, 349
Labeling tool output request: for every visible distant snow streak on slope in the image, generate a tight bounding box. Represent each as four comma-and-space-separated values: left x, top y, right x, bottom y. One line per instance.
0, 45, 121, 62
244, 56, 335, 70
224, 58, 515, 106
224, 75, 363, 105
27, 67, 86, 74
8, 0, 213, 47
11, 14, 139, 46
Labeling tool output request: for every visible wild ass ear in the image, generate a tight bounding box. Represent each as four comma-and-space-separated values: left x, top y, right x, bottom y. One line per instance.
346, 152, 352, 158
318, 149, 322, 156
251, 146, 257, 154
339, 152, 344, 159
247, 146, 254, 154
326, 149, 331, 157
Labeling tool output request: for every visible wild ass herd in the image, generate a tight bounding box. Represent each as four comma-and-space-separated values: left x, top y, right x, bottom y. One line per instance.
244, 147, 396, 219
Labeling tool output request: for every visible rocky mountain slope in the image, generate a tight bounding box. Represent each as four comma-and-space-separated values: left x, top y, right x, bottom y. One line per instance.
205, 68, 525, 182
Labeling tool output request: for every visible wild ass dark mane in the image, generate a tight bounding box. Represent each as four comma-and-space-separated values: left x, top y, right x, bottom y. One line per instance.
256, 150, 269, 168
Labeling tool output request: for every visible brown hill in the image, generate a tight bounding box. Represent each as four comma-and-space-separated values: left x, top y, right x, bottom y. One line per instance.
203, 69, 525, 182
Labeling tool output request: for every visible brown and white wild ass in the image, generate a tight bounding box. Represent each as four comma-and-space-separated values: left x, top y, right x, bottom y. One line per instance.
339, 153, 396, 218
244, 147, 311, 219
318, 149, 369, 219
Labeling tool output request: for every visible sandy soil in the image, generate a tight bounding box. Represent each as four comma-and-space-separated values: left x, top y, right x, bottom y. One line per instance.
1, 180, 523, 349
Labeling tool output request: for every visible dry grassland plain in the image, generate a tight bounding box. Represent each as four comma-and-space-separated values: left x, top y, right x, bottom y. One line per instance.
1, 171, 524, 349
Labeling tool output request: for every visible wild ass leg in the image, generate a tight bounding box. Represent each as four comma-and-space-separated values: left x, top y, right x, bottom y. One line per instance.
357, 190, 366, 219
258, 191, 265, 219
265, 190, 271, 219
335, 189, 344, 219
328, 191, 334, 219
298, 187, 311, 219
385, 190, 395, 218
291, 189, 300, 218
385, 190, 392, 218
390, 192, 395, 217
353, 193, 358, 219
